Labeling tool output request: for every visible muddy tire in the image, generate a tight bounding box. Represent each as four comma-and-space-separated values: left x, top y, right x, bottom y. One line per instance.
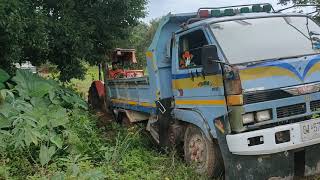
184, 125, 224, 178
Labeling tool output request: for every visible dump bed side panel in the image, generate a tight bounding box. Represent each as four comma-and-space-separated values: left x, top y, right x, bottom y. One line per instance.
106, 14, 197, 115
146, 13, 196, 101
107, 77, 156, 114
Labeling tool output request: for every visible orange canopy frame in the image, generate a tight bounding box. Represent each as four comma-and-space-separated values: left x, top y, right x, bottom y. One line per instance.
111, 48, 137, 64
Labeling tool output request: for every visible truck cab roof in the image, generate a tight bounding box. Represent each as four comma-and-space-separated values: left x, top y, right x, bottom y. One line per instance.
176, 12, 308, 33
148, 8, 308, 66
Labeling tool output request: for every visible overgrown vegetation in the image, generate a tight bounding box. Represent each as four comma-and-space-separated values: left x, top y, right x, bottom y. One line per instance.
0, 0, 147, 81
0, 69, 202, 179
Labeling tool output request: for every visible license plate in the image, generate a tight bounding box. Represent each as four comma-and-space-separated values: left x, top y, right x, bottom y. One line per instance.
300, 119, 320, 142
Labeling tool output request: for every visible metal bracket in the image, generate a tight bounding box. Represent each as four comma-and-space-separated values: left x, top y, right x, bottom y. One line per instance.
156, 100, 167, 114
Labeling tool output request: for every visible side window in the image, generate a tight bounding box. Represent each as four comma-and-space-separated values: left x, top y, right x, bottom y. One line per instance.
178, 30, 208, 69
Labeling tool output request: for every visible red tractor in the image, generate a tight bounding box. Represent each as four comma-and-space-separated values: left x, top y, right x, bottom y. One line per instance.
88, 48, 144, 112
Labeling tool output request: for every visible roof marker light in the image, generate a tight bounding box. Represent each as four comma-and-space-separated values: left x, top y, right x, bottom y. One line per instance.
224, 9, 235, 16
211, 9, 222, 17
263, 4, 272, 13
194, 4, 274, 22
240, 7, 250, 13
199, 10, 210, 18
252, 5, 262, 12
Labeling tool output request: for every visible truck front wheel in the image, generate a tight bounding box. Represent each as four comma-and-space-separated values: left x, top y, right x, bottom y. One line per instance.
184, 125, 224, 178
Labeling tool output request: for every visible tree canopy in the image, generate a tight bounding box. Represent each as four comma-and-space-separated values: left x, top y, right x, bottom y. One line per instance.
279, 0, 313, 4
0, 0, 147, 81
118, 18, 161, 69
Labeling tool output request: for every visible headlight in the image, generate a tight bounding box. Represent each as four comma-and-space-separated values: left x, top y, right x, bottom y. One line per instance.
256, 110, 271, 122
242, 113, 254, 125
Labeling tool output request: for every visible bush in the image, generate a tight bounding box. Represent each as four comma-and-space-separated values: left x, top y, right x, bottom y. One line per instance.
0, 69, 202, 180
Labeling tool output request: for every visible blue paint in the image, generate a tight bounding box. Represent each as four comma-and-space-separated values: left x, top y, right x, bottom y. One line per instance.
103, 10, 320, 179
112, 103, 157, 114
172, 73, 191, 79
244, 55, 320, 81
107, 12, 320, 156
302, 56, 320, 78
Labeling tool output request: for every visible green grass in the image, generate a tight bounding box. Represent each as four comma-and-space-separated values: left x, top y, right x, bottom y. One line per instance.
67, 66, 202, 180
0, 66, 201, 180
70, 66, 202, 180
0, 106, 202, 180
98, 124, 205, 180
70, 66, 100, 99
5, 66, 320, 180
68, 66, 320, 180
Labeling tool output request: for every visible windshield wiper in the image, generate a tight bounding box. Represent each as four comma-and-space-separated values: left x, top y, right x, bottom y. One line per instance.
235, 20, 252, 26
306, 18, 319, 49
276, 54, 308, 60
240, 54, 313, 67
283, 17, 310, 40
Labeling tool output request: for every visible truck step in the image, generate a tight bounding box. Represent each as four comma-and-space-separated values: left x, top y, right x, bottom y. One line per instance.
147, 116, 160, 144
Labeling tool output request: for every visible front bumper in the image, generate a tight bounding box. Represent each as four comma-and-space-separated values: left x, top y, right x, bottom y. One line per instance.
226, 119, 320, 155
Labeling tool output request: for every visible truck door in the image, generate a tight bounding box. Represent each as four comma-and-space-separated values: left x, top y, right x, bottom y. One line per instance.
172, 27, 225, 107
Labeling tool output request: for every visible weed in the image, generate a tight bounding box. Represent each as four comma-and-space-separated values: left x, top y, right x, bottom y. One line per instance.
0, 68, 201, 179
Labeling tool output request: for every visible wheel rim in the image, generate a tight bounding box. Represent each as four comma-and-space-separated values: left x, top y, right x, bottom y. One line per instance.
188, 134, 207, 167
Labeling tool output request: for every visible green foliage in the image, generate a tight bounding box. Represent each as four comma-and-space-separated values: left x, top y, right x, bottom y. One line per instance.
279, 0, 314, 5
0, 69, 10, 84
0, 68, 88, 167
312, 113, 320, 119
118, 18, 161, 69
0, 0, 147, 82
0, 69, 10, 90
0, 68, 201, 179
0, 0, 49, 74
12, 70, 55, 99
278, 1, 320, 23
278, 0, 320, 15
39, 145, 56, 166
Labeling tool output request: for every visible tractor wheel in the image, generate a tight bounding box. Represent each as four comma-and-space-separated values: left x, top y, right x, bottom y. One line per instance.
88, 86, 102, 111
184, 125, 224, 178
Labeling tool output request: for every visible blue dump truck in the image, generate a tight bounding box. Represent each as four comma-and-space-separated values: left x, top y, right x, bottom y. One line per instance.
89, 4, 320, 179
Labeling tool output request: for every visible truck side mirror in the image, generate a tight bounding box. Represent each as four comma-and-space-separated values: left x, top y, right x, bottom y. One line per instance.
201, 45, 221, 75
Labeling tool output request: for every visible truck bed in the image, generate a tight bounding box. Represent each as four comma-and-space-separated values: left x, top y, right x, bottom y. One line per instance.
106, 76, 156, 114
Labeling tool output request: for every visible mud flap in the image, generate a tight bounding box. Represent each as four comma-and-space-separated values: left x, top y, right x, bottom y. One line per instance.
214, 116, 320, 180
305, 145, 320, 176
156, 98, 173, 147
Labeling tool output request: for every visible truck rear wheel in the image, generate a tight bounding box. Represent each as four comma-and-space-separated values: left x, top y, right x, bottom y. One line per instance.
184, 125, 224, 178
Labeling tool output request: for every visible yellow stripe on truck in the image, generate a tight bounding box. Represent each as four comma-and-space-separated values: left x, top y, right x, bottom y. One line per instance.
172, 75, 223, 90
239, 66, 298, 81
175, 99, 226, 106
112, 98, 226, 108
111, 99, 156, 107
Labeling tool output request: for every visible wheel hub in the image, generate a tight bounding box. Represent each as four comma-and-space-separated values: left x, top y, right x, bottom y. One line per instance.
189, 135, 206, 163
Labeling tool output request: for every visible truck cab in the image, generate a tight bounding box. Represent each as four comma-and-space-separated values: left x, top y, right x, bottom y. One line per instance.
91, 3, 320, 179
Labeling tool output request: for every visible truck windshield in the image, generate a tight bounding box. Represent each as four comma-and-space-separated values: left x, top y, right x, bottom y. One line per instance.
210, 16, 320, 64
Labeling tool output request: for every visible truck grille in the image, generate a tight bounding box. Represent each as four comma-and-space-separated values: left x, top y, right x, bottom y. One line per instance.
244, 90, 293, 104
276, 103, 306, 119
311, 100, 320, 112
